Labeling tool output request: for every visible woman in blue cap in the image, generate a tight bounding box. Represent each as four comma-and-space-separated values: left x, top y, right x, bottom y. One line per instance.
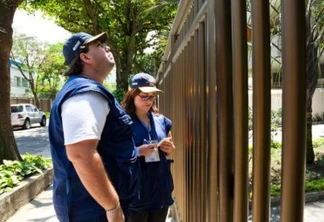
121, 73, 175, 222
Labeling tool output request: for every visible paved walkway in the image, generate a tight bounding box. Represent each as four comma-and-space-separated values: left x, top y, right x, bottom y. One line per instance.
248, 200, 324, 221
6, 185, 58, 222
6, 185, 324, 222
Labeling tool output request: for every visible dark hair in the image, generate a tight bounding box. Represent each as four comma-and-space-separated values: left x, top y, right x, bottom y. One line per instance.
121, 88, 159, 116
64, 45, 89, 76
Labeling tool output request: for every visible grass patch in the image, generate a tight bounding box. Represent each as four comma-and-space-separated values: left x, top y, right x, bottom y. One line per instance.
44, 112, 50, 119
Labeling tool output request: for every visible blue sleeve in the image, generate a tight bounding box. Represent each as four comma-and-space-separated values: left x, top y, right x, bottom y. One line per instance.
164, 116, 172, 135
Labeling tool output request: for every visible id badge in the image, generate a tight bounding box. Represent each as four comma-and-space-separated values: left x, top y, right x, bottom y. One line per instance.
144, 139, 160, 163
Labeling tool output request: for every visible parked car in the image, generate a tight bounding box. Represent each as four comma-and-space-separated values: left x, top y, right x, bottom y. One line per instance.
11, 103, 46, 129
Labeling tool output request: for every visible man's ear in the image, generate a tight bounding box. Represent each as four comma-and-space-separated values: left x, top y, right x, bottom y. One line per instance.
80, 52, 91, 64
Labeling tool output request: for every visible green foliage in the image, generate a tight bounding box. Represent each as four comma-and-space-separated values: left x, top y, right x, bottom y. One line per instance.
44, 112, 50, 119
23, 0, 179, 90
312, 112, 324, 123
248, 108, 282, 132
37, 43, 66, 100
270, 179, 324, 197
112, 88, 127, 103
248, 107, 253, 131
0, 153, 52, 195
313, 138, 324, 148
11, 34, 65, 101
104, 81, 117, 92
305, 178, 324, 192
271, 108, 282, 132
271, 139, 282, 149
270, 183, 281, 197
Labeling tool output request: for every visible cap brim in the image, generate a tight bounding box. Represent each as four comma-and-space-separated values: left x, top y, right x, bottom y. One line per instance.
139, 86, 163, 93
85, 32, 107, 44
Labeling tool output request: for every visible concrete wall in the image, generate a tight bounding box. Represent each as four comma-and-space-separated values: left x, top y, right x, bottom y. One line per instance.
248, 88, 324, 115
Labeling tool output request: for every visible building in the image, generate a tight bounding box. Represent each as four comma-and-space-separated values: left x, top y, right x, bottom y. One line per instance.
10, 60, 30, 98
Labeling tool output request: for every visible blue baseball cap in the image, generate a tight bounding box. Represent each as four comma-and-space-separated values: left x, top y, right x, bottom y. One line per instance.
63, 32, 107, 66
131, 73, 163, 93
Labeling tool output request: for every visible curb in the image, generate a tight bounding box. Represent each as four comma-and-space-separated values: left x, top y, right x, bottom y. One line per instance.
270, 190, 324, 207
0, 168, 53, 222
248, 190, 324, 209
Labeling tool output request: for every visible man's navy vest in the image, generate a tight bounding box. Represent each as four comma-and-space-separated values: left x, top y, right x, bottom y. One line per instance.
48, 75, 140, 221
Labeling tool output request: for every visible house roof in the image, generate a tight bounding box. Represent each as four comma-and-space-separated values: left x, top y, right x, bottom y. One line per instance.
9, 59, 23, 67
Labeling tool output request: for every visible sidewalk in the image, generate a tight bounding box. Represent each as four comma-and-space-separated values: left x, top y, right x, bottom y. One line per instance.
6, 185, 58, 222
5, 183, 324, 222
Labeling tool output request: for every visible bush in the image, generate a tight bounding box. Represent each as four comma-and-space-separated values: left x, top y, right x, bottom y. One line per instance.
112, 88, 126, 103
313, 138, 324, 148
0, 153, 52, 195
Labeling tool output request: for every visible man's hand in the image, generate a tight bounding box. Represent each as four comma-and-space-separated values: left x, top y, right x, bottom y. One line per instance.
106, 207, 124, 222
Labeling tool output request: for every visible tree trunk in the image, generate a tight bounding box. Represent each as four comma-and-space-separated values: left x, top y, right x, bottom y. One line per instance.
305, 36, 319, 164
115, 56, 129, 92
0, 0, 23, 164
306, 110, 315, 164
30, 81, 41, 108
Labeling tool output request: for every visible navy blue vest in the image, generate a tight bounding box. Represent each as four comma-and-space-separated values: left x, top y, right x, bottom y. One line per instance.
48, 75, 140, 221
129, 112, 174, 213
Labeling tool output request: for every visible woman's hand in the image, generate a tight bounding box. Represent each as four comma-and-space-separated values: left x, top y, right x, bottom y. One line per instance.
137, 144, 157, 157
159, 139, 175, 155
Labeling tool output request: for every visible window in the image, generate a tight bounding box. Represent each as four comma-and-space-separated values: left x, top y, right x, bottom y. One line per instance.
13, 76, 29, 88
22, 78, 29, 87
14, 76, 20, 87
11, 105, 23, 113
25, 105, 33, 112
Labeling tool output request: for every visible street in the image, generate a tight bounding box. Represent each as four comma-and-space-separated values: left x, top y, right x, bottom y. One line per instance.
13, 120, 51, 158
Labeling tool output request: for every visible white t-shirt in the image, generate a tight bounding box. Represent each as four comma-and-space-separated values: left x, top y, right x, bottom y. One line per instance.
61, 91, 110, 145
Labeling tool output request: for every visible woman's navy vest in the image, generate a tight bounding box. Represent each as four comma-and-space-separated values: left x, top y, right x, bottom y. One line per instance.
48, 75, 140, 221
129, 112, 174, 213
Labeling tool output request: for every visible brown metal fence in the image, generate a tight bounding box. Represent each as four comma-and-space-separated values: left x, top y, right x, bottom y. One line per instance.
156, 0, 306, 221
10, 98, 52, 112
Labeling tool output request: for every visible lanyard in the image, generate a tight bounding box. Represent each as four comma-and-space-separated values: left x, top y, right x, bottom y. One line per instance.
138, 115, 152, 141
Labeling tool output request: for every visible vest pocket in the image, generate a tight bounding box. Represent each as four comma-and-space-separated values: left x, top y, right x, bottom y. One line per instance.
111, 161, 140, 202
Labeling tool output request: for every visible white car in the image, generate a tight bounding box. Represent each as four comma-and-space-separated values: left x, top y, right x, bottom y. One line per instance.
11, 103, 46, 129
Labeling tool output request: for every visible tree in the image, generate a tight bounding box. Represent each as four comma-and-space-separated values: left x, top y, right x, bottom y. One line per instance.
11, 33, 48, 108
37, 43, 66, 100
23, 0, 178, 91
0, 0, 23, 163
305, 0, 324, 164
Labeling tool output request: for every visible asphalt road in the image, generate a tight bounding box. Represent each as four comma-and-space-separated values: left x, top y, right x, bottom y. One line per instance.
13, 120, 51, 158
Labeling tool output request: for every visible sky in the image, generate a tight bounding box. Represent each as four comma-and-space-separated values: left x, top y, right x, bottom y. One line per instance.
12, 9, 116, 83
13, 9, 71, 44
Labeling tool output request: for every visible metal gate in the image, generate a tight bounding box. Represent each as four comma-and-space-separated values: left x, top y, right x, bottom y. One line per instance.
156, 0, 306, 221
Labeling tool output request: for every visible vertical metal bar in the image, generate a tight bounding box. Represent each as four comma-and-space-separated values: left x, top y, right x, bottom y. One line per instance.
193, 30, 199, 221
207, 0, 219, 220
194, 29, 200, 222
280, 0, 306, 221
232, 0, 249, 221
188, 38, 195, 221
251, 0, 271, 221
215, 0, 234, 221
197, 22, 207, 222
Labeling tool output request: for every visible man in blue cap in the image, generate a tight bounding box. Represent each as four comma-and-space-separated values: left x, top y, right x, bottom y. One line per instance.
48, 32, 155, 222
